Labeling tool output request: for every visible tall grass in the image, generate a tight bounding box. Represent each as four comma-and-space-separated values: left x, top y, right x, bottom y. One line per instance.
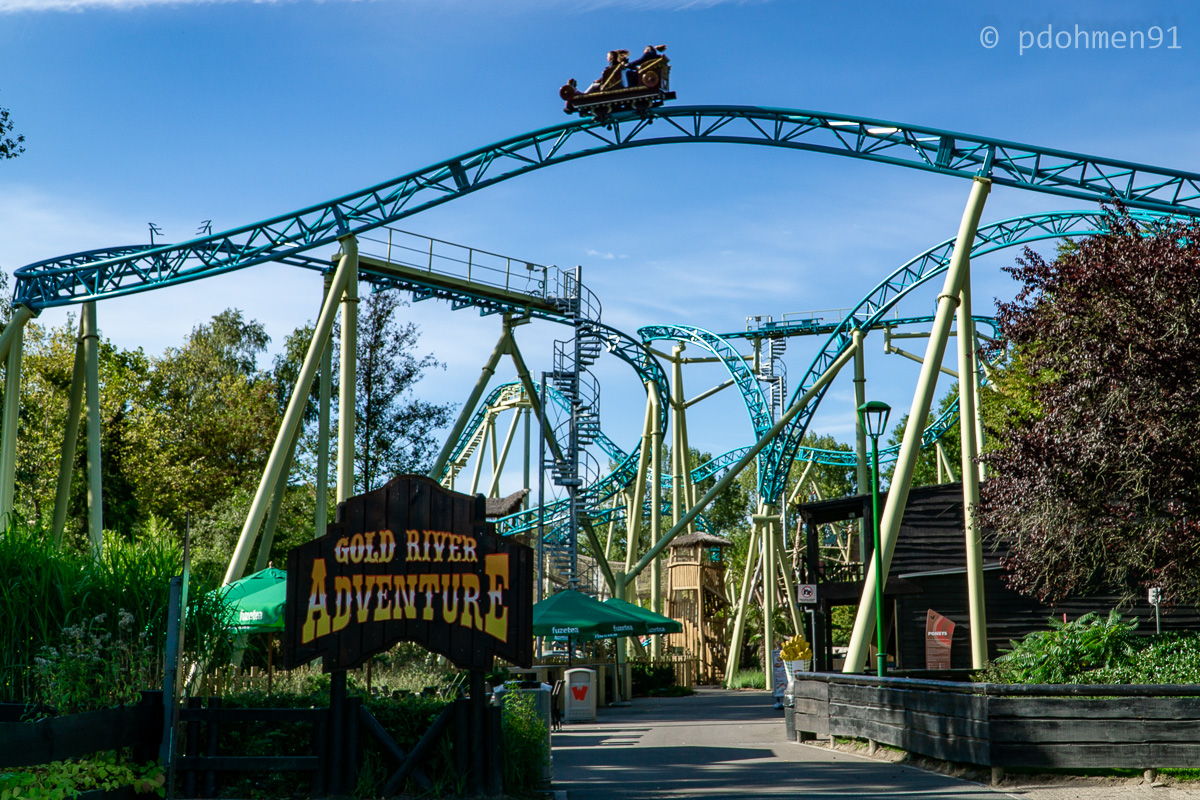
727, 669, 766, 690
0, 519, 225, 707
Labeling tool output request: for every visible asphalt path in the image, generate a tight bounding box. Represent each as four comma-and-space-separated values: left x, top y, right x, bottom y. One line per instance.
550, 687, 1006, 800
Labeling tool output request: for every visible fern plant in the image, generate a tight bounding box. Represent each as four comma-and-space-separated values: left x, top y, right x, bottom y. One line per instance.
985, 609, 1137, 684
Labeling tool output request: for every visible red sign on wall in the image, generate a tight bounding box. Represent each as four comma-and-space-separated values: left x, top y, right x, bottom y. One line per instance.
925, 609, 955, 670
281, 475, 533, 672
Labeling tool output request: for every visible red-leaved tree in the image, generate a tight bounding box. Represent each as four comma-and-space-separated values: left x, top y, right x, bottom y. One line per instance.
979, 209, 1200, 605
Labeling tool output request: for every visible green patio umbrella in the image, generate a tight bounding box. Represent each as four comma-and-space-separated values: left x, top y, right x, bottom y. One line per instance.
532, 589, 644, 640
220, 567, 287, 633
602, 597, 682, 636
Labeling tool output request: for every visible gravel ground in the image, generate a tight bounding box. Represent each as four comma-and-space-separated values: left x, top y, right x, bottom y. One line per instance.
820, 739, 1200, 800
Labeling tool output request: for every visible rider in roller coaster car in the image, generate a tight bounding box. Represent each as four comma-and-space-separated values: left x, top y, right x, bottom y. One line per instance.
560, 45, 673, 118
589, 49, 630, 93
625, 44, 668, 87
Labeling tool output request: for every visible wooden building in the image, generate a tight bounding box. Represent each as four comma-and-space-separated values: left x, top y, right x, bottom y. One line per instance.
665, 532, 732, 683
797, 483, 1200, 672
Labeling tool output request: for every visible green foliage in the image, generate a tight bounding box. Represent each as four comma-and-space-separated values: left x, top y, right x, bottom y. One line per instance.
727, 669, 765, 690
0, 99, 23, 160
980, 211, 1200, 604
214, 686, 460, 799
1087, 633, 1200, 685
0, 519, 226, 706
0, 752, 164, 800
127, 310, 280, 528
500, 687, 549, 796
629, 661, 677, 696
32, 611, 155, 714
984, 610, 1137, 684
830, 605, 855, 646
984, 610, 1200, 686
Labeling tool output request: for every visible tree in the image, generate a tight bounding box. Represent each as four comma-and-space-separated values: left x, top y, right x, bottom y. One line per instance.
978, 210, 1200, 605
0, 99, 23, 161
15, 317, 149, 538
125, 310, 280, 526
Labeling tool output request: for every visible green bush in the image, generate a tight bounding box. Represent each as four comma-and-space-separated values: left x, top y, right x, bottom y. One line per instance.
212, 684, 460, 799
500, 687, 549, 797
629, 662, 677, 696
727, 669, 765, 690
0, 751, 164, 800
984, 610, 1138, 684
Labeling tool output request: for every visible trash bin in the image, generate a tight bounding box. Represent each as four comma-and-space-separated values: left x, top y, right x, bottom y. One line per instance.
497, 681, 554, 785
563, 668, 597, 723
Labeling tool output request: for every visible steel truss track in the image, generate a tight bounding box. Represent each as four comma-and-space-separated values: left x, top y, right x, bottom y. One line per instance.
757, 208, 1187, 501
15, 106, 1200, 310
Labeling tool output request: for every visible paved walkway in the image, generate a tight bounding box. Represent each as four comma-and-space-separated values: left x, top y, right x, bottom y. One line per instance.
550, 687, 1200, 800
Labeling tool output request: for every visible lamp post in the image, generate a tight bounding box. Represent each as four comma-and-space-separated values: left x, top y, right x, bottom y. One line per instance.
858, 400, 891, 677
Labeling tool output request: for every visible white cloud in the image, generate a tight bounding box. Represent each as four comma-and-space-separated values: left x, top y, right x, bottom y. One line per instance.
0, 0, 753, 10
0, 0, 308, 11
586, 249, 626, 260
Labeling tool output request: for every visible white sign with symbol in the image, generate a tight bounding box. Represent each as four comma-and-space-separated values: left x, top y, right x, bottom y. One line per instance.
797, 584, 818, 604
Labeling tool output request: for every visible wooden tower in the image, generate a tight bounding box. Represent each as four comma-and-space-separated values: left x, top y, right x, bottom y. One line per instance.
665, 532, 732, 683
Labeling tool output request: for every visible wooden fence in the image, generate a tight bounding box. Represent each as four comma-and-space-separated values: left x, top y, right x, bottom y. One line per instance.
790, 673, 1200, 771
0, 692, 161, 769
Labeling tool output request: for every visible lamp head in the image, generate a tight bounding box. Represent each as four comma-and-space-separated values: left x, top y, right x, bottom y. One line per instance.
858, 400, 892, 439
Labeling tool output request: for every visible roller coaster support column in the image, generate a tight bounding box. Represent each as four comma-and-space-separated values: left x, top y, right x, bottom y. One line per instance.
844, 177, 991, 674
255, 424, 301, 573
670, 345, 685, 529
759, 507, 777, 693
625, 392, 655, 578
852, 327, 868, 562
956, 269, 989, 668
469, 414, 493, 494
650, 388, 665, 657
523, 407, 531, 510
0, 308, 30, 530
972, 331, 988, 483
487, 411, 522, 498
52, 313, 86, 546
772, 514, 803, 635
507, 322, 564, 463
224, 236, 356, 586
670, 345, 698, 535
315, 273, 333, 538
724, 522, 761, 684
82, 302, 103, 555
338, 244, 359, 503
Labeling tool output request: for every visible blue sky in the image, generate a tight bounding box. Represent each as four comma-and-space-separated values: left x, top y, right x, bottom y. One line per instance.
1, 0, 1197, 502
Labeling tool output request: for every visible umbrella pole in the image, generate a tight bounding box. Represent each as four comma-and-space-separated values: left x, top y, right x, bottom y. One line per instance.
267, 635, 274, 695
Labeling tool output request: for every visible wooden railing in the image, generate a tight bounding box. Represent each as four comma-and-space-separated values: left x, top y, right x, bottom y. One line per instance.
790, 673, 1200, 772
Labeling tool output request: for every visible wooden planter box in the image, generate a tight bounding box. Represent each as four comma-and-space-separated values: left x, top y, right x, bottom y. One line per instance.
791, 673, 1200, 770
0, 694, 161, 769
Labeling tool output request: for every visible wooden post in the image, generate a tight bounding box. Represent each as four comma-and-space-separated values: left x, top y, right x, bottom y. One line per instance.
184, 696, 201, 799
329, 671, 346, 794
469, 670, 485, 796
454, 697, 469, 778
203, 697, 220, 799
345, 695, 361, 794
486, 704, 504, 796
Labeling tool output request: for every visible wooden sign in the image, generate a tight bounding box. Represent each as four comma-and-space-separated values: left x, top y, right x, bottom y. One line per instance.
924, 609, 955, 670
281, 475, 533, 672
